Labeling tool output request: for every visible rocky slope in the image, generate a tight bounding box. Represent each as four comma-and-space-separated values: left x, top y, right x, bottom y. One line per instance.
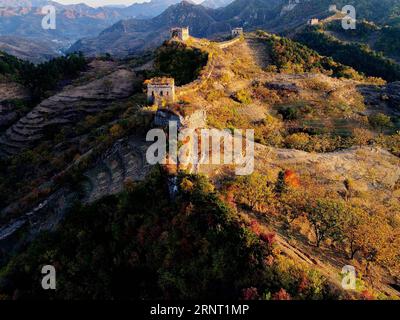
0, 133, 152, 258
82, 136, 152, 203
0, 36, 60, 62
0, 67, 137, 157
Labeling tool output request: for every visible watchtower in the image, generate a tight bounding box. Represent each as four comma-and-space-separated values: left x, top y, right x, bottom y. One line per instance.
146, 77, 175, 105
307, 18, 319, 26
329, 5, 337, 13
231, 27, 244, 38
171, 27, 190, 41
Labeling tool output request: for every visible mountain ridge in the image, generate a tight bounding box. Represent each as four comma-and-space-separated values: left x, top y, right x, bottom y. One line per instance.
68, 1, 231, 57
0, 0, 183, 61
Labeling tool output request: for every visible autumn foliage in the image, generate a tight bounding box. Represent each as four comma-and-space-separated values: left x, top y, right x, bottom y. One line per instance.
283, 169, 301, 188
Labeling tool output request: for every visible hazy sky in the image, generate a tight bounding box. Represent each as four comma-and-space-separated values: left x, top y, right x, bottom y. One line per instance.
53, 0, 202, 8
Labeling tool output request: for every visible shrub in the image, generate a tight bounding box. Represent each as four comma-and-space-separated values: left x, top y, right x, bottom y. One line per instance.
254, 114, 284, 147
278, 106, 299, 120
272, 288, 291, 300
374, 131, 400, 156
109, 124, 124, 138
368, 113, 393, 132
352, 128, 374, 146
232, 89, 252, 105
284, 133, 311, 150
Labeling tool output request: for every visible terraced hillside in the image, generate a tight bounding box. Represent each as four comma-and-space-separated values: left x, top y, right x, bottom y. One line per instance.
0, 68, 137, 157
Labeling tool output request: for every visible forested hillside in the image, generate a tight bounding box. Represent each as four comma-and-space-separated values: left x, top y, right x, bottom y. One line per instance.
0, 170, 340, 300
294, 27, 400, 82
1, 51, 87, 102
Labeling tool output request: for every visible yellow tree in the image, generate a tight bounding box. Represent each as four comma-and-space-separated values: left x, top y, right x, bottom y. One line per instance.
235, 173, 275, 212
307, 198, 346, 247
341, 206, 369, 259
353, 213, 400, 278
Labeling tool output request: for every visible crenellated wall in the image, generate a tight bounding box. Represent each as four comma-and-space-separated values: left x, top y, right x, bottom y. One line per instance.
217, 37, 243, 49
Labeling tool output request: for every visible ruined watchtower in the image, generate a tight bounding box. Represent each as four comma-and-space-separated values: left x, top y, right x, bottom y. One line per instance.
146, 77, 175, 105
329, 4, 337, 13
307, 18, 319, 26
231, 27, 244, 38
171, 27, 190, 41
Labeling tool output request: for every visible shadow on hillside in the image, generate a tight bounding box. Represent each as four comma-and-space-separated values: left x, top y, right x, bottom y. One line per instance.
356, 83, 400, 117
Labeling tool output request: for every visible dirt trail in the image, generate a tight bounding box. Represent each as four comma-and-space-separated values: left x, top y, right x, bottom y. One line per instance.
245, 37, 271, 69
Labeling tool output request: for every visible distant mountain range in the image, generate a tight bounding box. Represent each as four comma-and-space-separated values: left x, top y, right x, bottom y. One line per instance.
69, 0, 400, 58
0, 0, 184, 60
0, 35, 60, 62
67, 0, 293, 57
2, 0, 400, 61
68, 1, 228, 57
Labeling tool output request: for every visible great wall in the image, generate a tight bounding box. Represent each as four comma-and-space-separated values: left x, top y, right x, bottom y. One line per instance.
176, 36, 244, 97
0, 27, 245, 247
153, 29, 244, 100
2, 29, 400, 298
0, 68, 138, 157
4, 26, 399, 247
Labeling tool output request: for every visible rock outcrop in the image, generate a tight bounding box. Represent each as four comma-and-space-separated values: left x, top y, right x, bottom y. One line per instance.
0, 134, 152, 251
387, 82, 400, 110
82, 137, 151, 203
357, 82, 400, 115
